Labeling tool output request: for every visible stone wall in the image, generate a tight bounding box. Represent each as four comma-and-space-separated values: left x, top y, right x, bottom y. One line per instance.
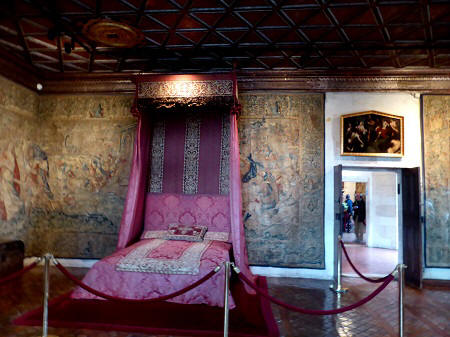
239, 93, 325, 268
423, 95, 449, 268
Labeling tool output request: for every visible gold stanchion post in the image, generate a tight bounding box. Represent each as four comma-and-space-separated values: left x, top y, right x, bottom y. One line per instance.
330, 235, 348, 294
223, 261, 230, 337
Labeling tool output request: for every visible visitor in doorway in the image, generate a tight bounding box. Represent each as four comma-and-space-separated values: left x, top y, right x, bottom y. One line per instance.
342, 197, 349, 233
343, 194, 354, 233
345, 194, 353, 215
353, 193, 366, 243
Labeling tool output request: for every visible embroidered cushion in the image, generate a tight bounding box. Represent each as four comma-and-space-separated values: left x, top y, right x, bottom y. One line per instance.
164, 224, 208, 242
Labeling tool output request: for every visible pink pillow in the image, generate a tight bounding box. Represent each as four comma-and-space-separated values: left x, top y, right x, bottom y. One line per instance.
164, 224, 208, 242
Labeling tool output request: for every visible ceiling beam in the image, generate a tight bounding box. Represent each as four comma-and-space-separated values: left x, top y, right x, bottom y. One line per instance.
419, 0, 435, 68
0, 48, 41, 92
186, 0, 241, 68
232, 0, 299, 70
267, 2, 334, 69
57, 35, 64, 72
25, 0, 94, 55
367, 0, 402, 68
115, 0, 150, 72
8, 2, 34, 66
88, 47, 95, 72
96, 0, 102, 16
316, 0, 367, 68
161, 0, 193, 48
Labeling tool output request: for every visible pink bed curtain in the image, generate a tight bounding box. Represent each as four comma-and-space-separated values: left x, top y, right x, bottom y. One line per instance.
116, 73, 256, 290
116, 112, 151, 249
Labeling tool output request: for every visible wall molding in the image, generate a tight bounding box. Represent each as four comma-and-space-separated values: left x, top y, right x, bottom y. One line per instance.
0, 53, 449, 95
41, 71, 450, 95
237, 70, 450, 93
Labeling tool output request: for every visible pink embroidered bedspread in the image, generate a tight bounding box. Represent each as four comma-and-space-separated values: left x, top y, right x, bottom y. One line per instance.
71, 239, 234, 308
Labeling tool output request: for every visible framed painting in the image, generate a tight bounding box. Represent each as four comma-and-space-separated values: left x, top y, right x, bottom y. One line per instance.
341, 111, 404, 157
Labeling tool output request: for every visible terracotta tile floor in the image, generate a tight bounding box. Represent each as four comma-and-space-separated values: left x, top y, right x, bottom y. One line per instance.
341, 243, 398, 276
1, 266, 449, 337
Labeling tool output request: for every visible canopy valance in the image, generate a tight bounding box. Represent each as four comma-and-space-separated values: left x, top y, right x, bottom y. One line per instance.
132, 74, 240, 115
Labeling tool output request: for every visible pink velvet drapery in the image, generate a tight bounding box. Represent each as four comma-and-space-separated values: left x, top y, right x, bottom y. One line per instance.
116, 73, 255, 290
116, 112, 151, 249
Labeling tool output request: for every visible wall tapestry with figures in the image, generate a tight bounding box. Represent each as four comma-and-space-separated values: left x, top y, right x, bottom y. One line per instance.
0, 75, 136, 259
239, 93, 324, 268
33, 95, 136, 258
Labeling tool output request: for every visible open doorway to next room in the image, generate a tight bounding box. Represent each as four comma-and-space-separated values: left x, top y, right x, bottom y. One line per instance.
341, 168, 399, 277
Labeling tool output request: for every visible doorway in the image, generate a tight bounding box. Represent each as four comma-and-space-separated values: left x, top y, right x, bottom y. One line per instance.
341, 168, 400, 277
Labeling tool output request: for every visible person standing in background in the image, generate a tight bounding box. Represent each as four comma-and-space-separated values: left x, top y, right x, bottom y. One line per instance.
353, 193, 366, 243
344, 194, 354, 233
345, 194, 353, 217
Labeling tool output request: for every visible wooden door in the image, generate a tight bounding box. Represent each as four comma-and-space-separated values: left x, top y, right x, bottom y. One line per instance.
334, 165, 343, 284
402, 167, 422, 288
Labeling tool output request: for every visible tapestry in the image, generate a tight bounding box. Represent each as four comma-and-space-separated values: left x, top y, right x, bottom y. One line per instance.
422, 95, 450, 267
0, 84, 136, 258
239, 93, 324, 268
0, 76, 41, 253
148, 111, 230, 195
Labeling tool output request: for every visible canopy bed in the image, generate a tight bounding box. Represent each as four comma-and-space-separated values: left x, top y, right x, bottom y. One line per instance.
71, 73, 255, 308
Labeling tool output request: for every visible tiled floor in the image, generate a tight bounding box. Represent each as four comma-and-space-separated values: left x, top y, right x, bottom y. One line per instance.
1, 265, 449, 337
341, 243, 398, 276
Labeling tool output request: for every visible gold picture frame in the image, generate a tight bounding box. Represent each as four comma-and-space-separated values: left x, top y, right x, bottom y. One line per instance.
341, 110, 404, 157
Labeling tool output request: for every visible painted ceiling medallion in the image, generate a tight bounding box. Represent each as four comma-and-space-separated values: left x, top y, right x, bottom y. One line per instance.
82, 18, 144, 48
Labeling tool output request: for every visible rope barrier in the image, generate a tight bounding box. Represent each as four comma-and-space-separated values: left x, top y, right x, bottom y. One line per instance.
54, 260, 222, 303
235, 267, 394, 315
340, 240, 392, 283
0, 258, 41, 285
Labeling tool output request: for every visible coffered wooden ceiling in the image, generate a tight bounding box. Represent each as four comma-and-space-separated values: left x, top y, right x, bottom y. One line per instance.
1, 0, 449, 76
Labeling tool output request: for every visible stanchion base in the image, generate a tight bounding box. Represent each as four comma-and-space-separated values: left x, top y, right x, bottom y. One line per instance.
329, 284, 348, 294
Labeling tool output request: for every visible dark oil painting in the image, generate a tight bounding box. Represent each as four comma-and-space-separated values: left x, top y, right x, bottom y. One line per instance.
341, 111, 404, 157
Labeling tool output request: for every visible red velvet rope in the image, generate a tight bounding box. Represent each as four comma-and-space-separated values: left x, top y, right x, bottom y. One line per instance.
55, 262, 219, 303
237, 271, 394, 315
340, 240, 392, 283
0, 260, 39, 285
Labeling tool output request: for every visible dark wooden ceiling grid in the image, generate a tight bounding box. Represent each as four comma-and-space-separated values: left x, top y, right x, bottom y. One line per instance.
0, 0, 449, 75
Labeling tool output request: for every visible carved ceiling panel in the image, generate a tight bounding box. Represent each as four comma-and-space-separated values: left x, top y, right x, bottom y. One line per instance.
0, 0, 449, 75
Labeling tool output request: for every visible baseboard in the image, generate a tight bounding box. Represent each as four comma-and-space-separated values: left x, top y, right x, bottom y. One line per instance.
24, 257, 98, 268
422, 279, 450, 289
250, 266, 332, 280
342, 272, 389, 278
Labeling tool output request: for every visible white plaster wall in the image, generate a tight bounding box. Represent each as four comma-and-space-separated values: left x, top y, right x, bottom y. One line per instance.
368, 171, 398, 249
321, 92, 421, 279
343, 169, 399, 250
320, 92, 421, 279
